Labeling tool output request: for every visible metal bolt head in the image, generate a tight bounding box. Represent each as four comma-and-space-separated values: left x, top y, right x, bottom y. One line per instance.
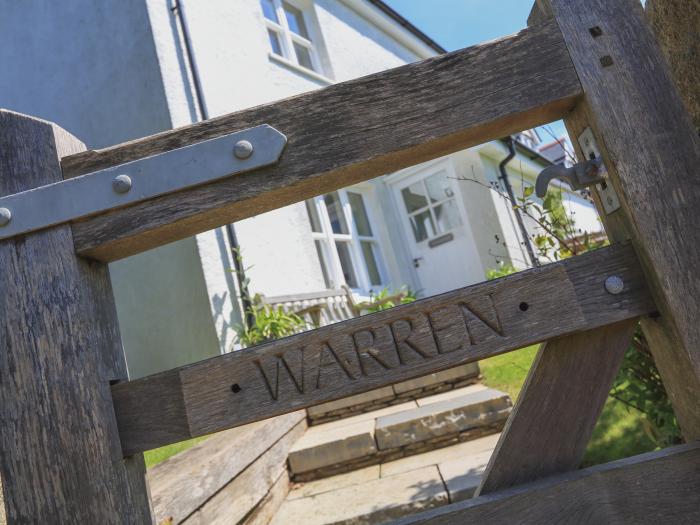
604, 275, 624, 295
0, 207, 11, 227
234, 140, 254, 160
112, 174, 132, 194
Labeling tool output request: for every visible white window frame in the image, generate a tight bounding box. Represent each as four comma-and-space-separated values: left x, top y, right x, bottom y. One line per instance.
307, 189, 388, 295
399, 169, 463, 244
261, 0, 323, 74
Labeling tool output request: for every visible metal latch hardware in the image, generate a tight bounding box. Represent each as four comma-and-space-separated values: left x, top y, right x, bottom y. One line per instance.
578, 127, 621, 214
0, 124, 287, 240
535, 157, 605, 198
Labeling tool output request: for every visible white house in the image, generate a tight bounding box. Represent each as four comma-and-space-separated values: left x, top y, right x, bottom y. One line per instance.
0, 0, 601, 379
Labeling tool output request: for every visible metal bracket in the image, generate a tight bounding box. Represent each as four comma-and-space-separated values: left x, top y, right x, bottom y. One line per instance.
535, 157, 605, 198
578, 128, 621, 214
0, 124, 287, 240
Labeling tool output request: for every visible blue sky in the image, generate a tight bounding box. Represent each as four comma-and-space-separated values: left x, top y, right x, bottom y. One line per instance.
382, 0, 533, 51
382, 0, 569, 142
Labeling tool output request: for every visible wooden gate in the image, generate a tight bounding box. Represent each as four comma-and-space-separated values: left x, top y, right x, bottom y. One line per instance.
1, 0, 699, 522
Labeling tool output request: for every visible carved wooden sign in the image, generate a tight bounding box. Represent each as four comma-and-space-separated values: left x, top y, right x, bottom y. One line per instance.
112, 244, 654, 454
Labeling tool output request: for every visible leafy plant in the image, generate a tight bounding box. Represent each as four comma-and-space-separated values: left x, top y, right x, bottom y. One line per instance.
356, 287, 416, 315
235, 294, 306, 347
486, 263, 518, 280
610, 326, 682, 447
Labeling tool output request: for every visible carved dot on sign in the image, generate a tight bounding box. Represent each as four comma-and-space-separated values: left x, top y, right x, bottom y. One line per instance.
519, 302, 529, 312
231, 383, 242, 393
589, 26, 603, 38
600, 55, 614, 68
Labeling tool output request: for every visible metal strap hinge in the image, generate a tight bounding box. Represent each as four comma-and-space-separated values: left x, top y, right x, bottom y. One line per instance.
0, 124, 287, 240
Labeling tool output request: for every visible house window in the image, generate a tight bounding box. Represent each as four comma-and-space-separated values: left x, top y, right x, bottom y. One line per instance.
260, 0, 321, 73
306, 190, 387, 293
400, 170, 463, 243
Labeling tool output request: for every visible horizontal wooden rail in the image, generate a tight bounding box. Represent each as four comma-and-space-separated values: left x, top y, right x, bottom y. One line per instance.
62, 19, 582, 261
395, 442, 700, 524
112, 243, 654, 454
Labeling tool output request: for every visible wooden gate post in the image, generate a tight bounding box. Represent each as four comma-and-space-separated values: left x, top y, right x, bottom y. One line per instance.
0, 110, 154, 522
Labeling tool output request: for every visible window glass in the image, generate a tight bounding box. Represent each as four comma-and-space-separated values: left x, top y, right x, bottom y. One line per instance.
425, 171, 454, 203
267, 29, 283, 55
401, 182, 428, 213
361, 242, 382, 286
314, 240, 332, 288
260, 0, 279, 22
410, 210, 435, 243
283, 2, 310, 38
335, 241, 358, 288
305, 200, 323, 233
293, 42, 314, 70
434, 200, 462, 233
348, 192, 373, 237
324, 192, 349, 235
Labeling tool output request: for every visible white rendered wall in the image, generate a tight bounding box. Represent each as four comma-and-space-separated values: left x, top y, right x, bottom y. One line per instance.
0, 0, 224, 379
146, 0, 428, 349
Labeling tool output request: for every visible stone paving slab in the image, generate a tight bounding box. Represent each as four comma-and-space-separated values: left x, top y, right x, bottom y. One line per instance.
288, 420, 377, 475
288, 465, 380, 500
392, 363, 480, 394
438, 449, 493, 502
380, 433, 500, 478
375, 388, 511, 450
271, 466, 447, 525
415, 384, 488, 407
307, 387, 395, 419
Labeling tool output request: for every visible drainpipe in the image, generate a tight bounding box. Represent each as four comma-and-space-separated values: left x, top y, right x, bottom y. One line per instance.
499, 136, 539, 267
173, 0, 255, 328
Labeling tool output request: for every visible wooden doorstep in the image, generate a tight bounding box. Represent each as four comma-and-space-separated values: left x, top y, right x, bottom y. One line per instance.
59, 20, 581, 261
112, 243, 655, 455
395, 442, 700, 525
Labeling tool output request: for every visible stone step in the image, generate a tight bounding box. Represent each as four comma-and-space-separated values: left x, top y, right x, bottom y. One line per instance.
273, 434, 500, 525
288, 385, 511, 481
306, 363, 480, 425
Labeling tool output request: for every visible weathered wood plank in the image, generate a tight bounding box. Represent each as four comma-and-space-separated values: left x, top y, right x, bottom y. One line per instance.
59, 20, 581, 261
476, 319, 637, 495
182, 418, 305, 525
112, 243, 655, 454
150, 411, 304, 524
395, 442, 700, 525
0, 110, 153, 521
546, 0, 700, 439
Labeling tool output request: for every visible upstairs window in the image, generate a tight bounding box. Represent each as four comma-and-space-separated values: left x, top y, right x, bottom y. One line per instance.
260, 0, 321, 73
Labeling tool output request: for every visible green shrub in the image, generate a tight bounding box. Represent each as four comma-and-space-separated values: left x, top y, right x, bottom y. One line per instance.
235, 295, 306, 347
356, 287, 416, 315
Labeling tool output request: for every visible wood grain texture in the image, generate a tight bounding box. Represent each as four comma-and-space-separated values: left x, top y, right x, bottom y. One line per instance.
545, 0, 700, 439
0, 110, 153, 522
59, 20, 581, 261
150, 411, 304, 525
240, 470, 290, 525
476, 319, 637, 495
395, 442, 700, 525
112, 243, 655, 454
182, 419, 305, 525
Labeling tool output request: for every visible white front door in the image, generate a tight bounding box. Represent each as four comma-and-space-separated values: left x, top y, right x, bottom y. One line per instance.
392, 163, 484, 297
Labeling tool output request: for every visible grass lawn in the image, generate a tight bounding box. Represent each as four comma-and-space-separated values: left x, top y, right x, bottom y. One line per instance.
144, 436, 209, 469
479, 344, 657, 466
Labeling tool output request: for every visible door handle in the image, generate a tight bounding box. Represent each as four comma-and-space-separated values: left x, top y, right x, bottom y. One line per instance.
413, 257, 424, 268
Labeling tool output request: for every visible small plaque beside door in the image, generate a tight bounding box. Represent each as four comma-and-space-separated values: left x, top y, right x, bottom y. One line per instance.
428, 233, 454, 248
